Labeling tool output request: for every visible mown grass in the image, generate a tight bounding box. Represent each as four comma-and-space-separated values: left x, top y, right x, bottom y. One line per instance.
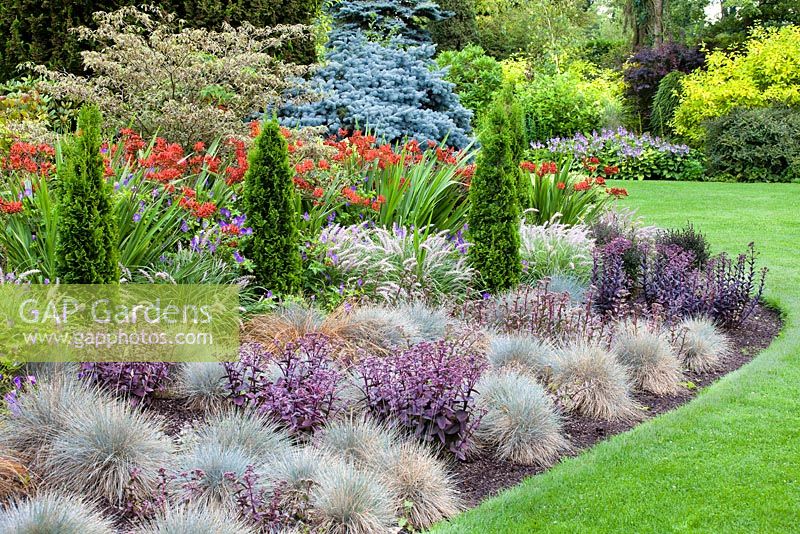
433, 181, 800, 533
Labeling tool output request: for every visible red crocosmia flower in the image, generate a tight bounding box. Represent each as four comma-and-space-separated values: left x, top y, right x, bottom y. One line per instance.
193, 141, 206, 153
193, 202, 217, 219
537, 161, 558, 176
317, 159, 330, 170
0, 200, 24, 214
295, 159, 314, 174
607, 187, 628, 198
520, 161, 537, 173
221, 224, 241, 235
589, 156, 600, 164
556, 182, 566, 190
163, 183, 176, 193
574, 180, 591, 192
293, 177, 312, 190
181, 187, 197, 199
312, 187, 324, 198
595, 176, 606, 186
603, 165, 619, 175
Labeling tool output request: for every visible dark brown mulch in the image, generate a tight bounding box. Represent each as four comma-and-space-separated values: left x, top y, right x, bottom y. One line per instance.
452, 303, 782, 507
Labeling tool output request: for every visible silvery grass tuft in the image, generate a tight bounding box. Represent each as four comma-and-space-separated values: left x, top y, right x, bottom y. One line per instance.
136, 503, 254, 534
552, 341, 642, 421
676, 317, 731, 372
175, 362, 229, 411
612, 321, 684, 395
486, 332, 556, 381
519, 222, 594, 284
311, 457, 397, 534
319, 223, 473, 305
42, 397, 173, 505
476, 370, 569, 466
0, 492, 115, 534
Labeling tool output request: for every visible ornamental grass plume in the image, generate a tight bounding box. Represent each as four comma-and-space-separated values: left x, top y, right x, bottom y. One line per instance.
612, 321, 683, 395
475, 370, 569, 465
551, 340, 642, 422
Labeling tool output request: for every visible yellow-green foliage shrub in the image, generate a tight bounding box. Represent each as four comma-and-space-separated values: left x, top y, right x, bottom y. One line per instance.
672, 25, 800, 143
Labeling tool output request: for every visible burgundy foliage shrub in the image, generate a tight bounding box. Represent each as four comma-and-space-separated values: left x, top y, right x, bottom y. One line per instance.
591, 237, 633, 315
356, 339, 486, 460
224, 335, 345, 434
79, 362, 172, 405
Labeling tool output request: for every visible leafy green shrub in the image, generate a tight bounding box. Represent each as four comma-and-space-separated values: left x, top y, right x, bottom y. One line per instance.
475, 370, 568, 465
243, 120, 302, 295
650, 71, 684, 137
0, 0, 320, 82
436, 45, 503, 123
430, 0, 479, 51
704, 106, 800, 183
517, 64, 625, 143
467, 88, 523, 293
0, 492, 114, 534
55, 105, 119, 284
673, 25, 800, 143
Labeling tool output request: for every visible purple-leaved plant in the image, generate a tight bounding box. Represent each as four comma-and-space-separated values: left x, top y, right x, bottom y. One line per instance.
224, 335, 345, 434
356, 339, 486, 460
591, 236, 632, 316
79, 362, 172, 405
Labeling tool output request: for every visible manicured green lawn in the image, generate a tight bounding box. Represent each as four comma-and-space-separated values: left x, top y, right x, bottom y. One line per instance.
433, 181, 800, 533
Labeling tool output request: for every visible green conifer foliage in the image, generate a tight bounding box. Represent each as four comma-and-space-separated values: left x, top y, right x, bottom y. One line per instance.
430, 0, 479, 51
56, 105, 120, 284
467, 88, 524, 293
242, 120, 303, 295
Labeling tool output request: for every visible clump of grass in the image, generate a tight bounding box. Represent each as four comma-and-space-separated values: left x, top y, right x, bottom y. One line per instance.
185, 409, 292, 464
0, 492, 115, 534
545, 274, 589, 304
136, 503, 254, 534
42, 399, 173, 505
334, 305, 420, 353
375, 439, 462, 530
174, 442, 256, 509
0, 454, 29, 500
551, 341, 642, 422
175, 362, 228, 410
486, 333, 555, 380
310, 458, 397, 534
397, 302, 450, 342
612, 322, 683, 395
243, 302, 326, 348
317, 417, 397, 465
475, 371, 569, 466
268, 446, 323, 494
677, 317, 731, 372
0, 377, 105, 465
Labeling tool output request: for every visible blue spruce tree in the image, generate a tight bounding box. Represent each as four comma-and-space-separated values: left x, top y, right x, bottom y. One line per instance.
281, 0, 473, 149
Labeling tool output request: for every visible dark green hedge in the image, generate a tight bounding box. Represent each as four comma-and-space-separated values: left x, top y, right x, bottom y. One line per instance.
0, 0, 321, 81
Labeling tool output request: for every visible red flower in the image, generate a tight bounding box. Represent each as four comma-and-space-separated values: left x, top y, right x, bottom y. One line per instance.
193, 141, 206, 153
607, 187, 628, 198
574, 180, 591, 192
520, 161, 537, 173
295, 159, 315, 174
589, 156, 600, 164
317, 159, 330, 170
0, 200, 23, 214
556, 182, 566, 190
537, 161, 558, 176
312, 187, 324, 198
221, 224, 241, 235
595, 176, 606, 186
192, 202, 217, 219
603, 165, 619, 176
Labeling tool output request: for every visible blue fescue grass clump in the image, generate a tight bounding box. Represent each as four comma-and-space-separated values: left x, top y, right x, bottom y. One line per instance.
485, 332, 555, 380
137, 503, 254, 534
42, 397, 173, 505
612, 321, 683, 395
175, 362, 229, 411
475, 370, 569, 466
0, 492, 115, 534
676, 316, 731, 372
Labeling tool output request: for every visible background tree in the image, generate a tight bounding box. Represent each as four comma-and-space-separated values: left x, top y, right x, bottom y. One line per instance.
467, 87, 523, 293
242, 119, 303, 295
430, 0, 479, 51
55, 105, 120, 284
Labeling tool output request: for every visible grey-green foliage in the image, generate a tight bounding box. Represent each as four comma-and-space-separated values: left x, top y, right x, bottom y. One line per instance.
650, 71, 684, 137
0, 492, 115, 534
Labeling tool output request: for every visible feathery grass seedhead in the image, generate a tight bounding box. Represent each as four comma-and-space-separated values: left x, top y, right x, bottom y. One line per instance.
677, 317, 731, 372
475, 371, 569, 466
0, 492, 115, 534
185, 409, 292, 464
486, 332, 555, 381
552, 341, 642, 422
175, 362, 228, 411
42, 399, 173, 505
376, 439, 462, 530
310, 458, 397, 534
0, 376, 106, 464
317, 417, 397, 465
612, 322, 683, 395
136, 503, 255, 534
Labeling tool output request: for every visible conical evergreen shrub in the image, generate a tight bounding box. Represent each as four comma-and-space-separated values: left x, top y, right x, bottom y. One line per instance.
467, 88, 523, 293
242, 119, 302, 295
55, 105, 119, 284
